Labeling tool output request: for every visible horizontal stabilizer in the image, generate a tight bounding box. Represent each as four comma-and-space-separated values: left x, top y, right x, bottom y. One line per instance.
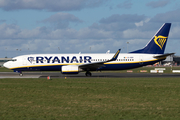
153, 53, 175, 59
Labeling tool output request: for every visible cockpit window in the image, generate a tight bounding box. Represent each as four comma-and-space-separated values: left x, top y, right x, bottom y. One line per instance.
12, 59, 17, 61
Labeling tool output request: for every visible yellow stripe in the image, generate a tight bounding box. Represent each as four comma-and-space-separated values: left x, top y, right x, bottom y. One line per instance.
62, 71, 78, 72
10, 58, 165, 70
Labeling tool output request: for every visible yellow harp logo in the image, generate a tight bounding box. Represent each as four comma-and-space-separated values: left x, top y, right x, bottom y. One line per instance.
154, 35, 167, 50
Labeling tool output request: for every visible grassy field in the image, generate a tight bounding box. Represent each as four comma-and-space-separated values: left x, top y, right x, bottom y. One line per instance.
1, 78, 180, 120
0, 67, 13, 72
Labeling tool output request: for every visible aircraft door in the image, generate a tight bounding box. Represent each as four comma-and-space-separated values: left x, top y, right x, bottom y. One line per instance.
139, 56, 143, 65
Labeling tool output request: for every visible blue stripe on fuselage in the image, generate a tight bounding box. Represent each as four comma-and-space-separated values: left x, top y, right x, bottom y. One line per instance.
11, 59, 161, 72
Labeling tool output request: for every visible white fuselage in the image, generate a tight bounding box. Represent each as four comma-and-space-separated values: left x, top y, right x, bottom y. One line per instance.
3, 53, 163, 72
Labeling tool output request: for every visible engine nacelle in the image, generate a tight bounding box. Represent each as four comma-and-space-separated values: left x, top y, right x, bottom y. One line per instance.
61, 65, 79, 74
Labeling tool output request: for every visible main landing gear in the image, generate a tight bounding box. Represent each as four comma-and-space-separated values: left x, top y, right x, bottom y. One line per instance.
19, 73, 23, 76
14, 70, 23, 76
85, 71, 92, 77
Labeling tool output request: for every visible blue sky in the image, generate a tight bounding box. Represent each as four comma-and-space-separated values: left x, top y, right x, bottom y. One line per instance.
0, 0, 180, 58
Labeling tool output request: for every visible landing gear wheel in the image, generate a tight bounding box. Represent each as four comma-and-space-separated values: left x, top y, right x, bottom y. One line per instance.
19, 73, 23, 76
85, 71, 92, 77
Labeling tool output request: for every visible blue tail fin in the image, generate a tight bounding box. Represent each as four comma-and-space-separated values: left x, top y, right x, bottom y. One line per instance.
130, 23, 171, 54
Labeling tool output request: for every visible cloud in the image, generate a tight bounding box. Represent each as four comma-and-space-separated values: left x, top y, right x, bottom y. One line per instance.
41, 12, 83, 29
146, 0, 171, 8
1, 11, 180, 57
42, 13, 83, 23
90, 14, 147, 32
0, 0, 107, 11
0, 22, 113, 40
117, 0, 132, 9
169, 24, 180, 38
123, 28, 154, 39
0, 23, 21, 39
0, 19, 6, 23
135, 18, 150, 27
0, 13, 154, 42
151, 9, 180, 22
99, 14, 145, 23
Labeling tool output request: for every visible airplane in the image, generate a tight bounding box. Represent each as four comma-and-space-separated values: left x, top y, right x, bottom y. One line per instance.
3, 23, 174, 76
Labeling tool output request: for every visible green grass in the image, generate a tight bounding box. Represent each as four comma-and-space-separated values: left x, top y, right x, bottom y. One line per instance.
0, 67, 13, 72
1, 78, 180, 120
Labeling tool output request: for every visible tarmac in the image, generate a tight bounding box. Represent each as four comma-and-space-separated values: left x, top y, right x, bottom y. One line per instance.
0, 72, 180, 78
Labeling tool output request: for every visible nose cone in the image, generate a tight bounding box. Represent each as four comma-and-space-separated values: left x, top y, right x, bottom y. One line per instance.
3, 61, 11, 69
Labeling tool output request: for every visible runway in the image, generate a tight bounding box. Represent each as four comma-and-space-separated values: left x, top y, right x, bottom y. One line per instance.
0, 72, 180, 78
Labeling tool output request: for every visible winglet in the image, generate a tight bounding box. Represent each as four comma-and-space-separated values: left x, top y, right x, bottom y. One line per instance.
79, 49, 121, 71
108, 49, 121, 62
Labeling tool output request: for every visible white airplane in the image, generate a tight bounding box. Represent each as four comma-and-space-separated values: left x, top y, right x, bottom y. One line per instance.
3, 23, 174, 76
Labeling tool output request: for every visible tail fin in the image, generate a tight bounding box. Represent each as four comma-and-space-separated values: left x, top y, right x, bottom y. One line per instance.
131, 23, 171, 54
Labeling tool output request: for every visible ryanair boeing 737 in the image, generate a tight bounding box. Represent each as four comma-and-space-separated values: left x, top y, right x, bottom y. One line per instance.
3, 23, 174, 76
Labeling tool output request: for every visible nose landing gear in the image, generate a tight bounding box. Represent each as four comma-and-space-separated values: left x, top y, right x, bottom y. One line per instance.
14, 70, 23, 76
19, 73, 23, 76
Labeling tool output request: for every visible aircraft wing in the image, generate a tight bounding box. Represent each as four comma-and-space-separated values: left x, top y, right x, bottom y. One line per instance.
153, 53, 175, 59
79, 49, 121, 71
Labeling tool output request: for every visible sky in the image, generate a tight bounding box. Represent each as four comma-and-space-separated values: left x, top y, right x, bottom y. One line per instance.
1, 0, 180, 58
